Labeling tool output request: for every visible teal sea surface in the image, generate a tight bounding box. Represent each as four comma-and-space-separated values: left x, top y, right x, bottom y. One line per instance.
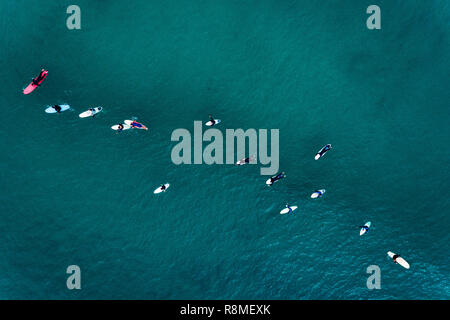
0, 0, 449, 299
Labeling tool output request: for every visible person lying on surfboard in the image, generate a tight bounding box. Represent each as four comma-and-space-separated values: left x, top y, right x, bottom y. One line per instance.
53, 105, 62, 113
129, 120, 148, 130
315, 144, 332, 160
268, 172, 286, 185
392, 254, 400, 264
208, 115, 216, 126
285, 203, 292, 213
117, 124, 124, 132
237, 155, 256, 165
32, 69, 47, 85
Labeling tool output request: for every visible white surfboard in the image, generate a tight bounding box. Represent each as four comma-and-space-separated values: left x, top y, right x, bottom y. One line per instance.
387, 251, 410, 269
111, 124, 131, 131
236, 156, 255, 165
280, 206, 298, 215
154, 184, 170, 194
45, 104, 70, 113
360, 221, 371, 236
79, 107, 102, 118
311, 189, 326, 198
236, 159, 247, 165
205, 119, 221, 126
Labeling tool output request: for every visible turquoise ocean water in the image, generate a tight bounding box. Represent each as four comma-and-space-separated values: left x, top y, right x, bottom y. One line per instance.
0, 0, 449, 299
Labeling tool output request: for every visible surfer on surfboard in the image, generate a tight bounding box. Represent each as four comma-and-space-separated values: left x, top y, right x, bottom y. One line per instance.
311, 189, 326, 198
112, 122, 132, 132
154, 183, 170, 194
387, 251, 410, 269
236, 155, 256, 165
208, 115, 216, 126
24, 69, 48, 94
32, 69, 47, 86
205, 115, 221, 126
129, 120, 148, 130
266, 172, 286, 186
285, 203, 292, 213
315, 144, 332, 160
392, 254, 401, 264
79, 107, 102, 118
280, 203, 298, 214
45, 104, 70, 114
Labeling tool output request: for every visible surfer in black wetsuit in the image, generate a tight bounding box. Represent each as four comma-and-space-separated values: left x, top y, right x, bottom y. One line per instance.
32, 69, 46, 86
359, 225, 369, 233
208, 115, 215, 126
117, 124, 124, 132
160, 184, 166, 191
268, 172, 286, 185
274, 172, 285, 181
54, 105, 62, 113
392, 254, 400, 263
246, 155, 256, 164
320, 144, 331, 156
237, 157, 250, 165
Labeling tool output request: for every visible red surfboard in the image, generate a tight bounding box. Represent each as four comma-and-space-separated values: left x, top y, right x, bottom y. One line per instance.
23, 70, 48, 94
